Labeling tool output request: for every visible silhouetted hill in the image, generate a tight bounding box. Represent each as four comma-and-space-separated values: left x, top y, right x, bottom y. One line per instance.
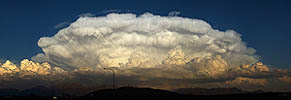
0, 88, 19, 96
86, 87, 181, 97
0, 86, 51, 96
0, 86, 290, 100
175, 87, 247, 95
17, 86, 50, 96
83, 87, 290, 99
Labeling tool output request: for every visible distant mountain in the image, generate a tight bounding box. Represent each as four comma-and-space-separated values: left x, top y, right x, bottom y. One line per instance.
1, 86, 290, 100
84, 87, 290, 99
17, 86, 51, 96
0, 86, 290, 100
0, 86, 52, 96
175, 87, 247, 95
86, 87, 181, 97
0, 88, 19, 96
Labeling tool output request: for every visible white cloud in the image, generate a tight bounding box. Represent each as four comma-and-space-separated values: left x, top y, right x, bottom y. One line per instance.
32, 13, 257, 70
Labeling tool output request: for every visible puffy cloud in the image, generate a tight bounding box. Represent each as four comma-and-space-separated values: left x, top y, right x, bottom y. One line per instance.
20, 59, 42, 73
0, 59, 65, 77
162, 47, 187, 65
1, 60, 20, 72
123, 51, 156, 68
32, 13, 257, 69
278, 76, 291, 84
53, 67, 66, 73
0, 60, 20, 75
186, 55, 228, 78
230, 62, 271, 76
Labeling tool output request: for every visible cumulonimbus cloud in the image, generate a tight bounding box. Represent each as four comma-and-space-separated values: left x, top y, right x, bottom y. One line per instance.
32, 13, 257, 70
1, 13, 290, 93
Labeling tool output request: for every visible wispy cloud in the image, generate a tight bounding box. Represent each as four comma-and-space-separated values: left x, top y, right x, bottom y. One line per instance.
101, 9, 123, 14
54, 13, 95, 29
168, 11, 181, 16
54, 21, 71, 29
77, 13, 95, 17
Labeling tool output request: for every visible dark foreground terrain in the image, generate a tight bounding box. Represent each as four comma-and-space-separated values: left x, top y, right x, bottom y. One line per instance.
0, 87, 290, 100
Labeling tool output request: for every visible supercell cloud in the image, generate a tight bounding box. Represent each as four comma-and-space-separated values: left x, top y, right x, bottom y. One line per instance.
0, 13, 290, 93
32, 13, 257, 69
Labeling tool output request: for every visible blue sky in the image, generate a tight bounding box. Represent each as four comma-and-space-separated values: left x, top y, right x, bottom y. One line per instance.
0, 0, 290, 68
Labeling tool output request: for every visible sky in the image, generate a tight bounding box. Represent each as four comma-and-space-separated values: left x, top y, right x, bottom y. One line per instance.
0, 0, 290, 68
